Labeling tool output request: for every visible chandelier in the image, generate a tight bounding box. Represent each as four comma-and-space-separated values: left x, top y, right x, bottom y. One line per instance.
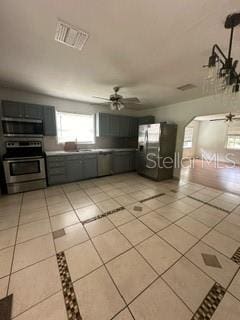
204, 13, 240, 100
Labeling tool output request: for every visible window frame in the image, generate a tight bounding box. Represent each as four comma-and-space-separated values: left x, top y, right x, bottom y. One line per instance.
226, 134, 240, 150
183, 127, 194, 149
56, 111, 95, 144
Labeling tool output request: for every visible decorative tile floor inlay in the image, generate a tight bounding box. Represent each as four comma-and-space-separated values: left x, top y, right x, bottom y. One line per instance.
56, 252, 82, 320
53, 228, 66, 239
192, 283, 225, 320
81, 206, 125, 225
0, 294, 13, 320
188, 195, 231, 213
231, 247, 240, 265
133, 206, 143, 212
201, 253, 222, 269
140, 193, 165, 203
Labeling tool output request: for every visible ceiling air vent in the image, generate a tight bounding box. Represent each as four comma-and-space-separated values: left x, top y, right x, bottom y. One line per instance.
177, 84, 196, 91
55, 20, 89, 50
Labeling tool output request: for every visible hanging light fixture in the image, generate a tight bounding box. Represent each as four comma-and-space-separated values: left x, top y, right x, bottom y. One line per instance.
204, 13, 240, 101
110, 101, 125, 111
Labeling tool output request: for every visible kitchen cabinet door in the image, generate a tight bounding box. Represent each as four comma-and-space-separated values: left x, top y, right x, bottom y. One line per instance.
138, 116, 155, 125
83, 157, 98, 179
66, 159, 84, 182
109, 115, 120, 136
24, 104, 43, 119
129, 117, 138, 137
96, 113, 110, 136
119, 116, 130, 137
1, 101, 25, 118
43, 106, 57, 136
113, 152, 134, 173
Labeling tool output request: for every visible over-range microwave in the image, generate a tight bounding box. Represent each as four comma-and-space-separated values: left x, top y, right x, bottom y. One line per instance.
2, 117, 44, 137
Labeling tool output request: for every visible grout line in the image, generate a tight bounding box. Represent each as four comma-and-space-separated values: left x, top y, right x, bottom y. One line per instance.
6, 192, 23, 296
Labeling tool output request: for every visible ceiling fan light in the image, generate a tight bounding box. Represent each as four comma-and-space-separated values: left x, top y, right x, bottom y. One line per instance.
110, 102, 116, 110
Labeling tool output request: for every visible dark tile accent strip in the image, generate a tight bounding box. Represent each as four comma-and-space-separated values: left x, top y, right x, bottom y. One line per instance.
187, 195, 230, 213
0, 294, 13, 320
192, 283, 225, 320
231, 247, 240, 265
82, 206, 125, 225
53, 228, 66, 239
56, 252, 82, 320
140, 193, 165, 203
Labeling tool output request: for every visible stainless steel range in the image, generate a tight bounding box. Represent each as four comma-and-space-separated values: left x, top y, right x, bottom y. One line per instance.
3, 141, 46, 194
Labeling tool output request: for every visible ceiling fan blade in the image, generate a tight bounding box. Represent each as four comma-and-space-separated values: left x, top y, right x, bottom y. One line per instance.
121, 97, 141, 104
92, 96, 110, 101
210, 119, 225, 121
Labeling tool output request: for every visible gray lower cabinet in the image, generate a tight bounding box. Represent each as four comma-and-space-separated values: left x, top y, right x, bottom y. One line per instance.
46, 151, 135, 186
46, 156, 67, 185
66, 159, 84, 182
112, 152, 135, 174
83, 155, 98, 179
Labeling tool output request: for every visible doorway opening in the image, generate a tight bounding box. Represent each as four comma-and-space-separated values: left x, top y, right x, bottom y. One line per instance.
180, 113, 240, 195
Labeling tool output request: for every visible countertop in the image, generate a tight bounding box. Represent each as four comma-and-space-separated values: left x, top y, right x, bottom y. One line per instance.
45, 148, 136, 156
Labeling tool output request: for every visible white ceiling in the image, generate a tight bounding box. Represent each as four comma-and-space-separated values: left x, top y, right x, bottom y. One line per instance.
0, 0, 240, 109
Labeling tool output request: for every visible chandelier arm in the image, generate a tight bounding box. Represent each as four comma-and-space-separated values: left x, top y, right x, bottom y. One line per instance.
228, 27, 234, 61
212, 44, 227, 61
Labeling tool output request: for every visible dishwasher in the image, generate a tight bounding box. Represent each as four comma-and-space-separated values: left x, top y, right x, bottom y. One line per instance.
97, 152, 113, 176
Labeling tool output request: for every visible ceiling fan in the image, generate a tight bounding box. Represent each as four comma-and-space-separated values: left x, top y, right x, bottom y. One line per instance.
93, 86, 141, 111
210, 112, 240, 122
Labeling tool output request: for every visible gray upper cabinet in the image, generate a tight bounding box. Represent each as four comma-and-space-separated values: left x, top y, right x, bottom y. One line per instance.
1, 100, 57, 136
2, 100, 43, 119
43, 106, 57, 136
109, 115, 120, 136
138, 116, 155, 125
24, 103, 43, 119
119, 116, 130, 137
96, 112, 140, 138
96, 113, 110, 136
2, 101, 25, 118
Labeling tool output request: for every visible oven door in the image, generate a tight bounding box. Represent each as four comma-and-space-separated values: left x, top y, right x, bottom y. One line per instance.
2, 118, 43, 137
3, 157, 46, 183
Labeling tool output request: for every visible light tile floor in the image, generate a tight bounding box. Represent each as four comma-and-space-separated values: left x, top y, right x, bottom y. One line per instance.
0, 173, 240, 319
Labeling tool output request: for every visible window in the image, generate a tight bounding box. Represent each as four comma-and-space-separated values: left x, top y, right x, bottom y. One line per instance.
226, 126, 240, 150
56, 112, 95, 144
183, 127, 193, 148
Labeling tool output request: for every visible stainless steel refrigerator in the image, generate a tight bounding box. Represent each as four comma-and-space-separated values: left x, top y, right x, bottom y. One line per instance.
136, 123, 177, 181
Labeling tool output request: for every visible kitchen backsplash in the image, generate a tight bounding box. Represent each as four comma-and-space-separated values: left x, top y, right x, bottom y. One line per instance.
44, 136, 138, 151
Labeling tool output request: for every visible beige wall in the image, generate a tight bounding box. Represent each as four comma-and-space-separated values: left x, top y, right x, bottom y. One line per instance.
196, 121, 240, 165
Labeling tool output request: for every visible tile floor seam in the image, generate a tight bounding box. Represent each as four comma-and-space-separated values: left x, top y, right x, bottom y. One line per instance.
6, 193, 23, 296
10, 289, 63, 319
81, 220, 136, 319
14, 231, 52, 246
103, 215, 197, 315
43, 187, 70, 320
